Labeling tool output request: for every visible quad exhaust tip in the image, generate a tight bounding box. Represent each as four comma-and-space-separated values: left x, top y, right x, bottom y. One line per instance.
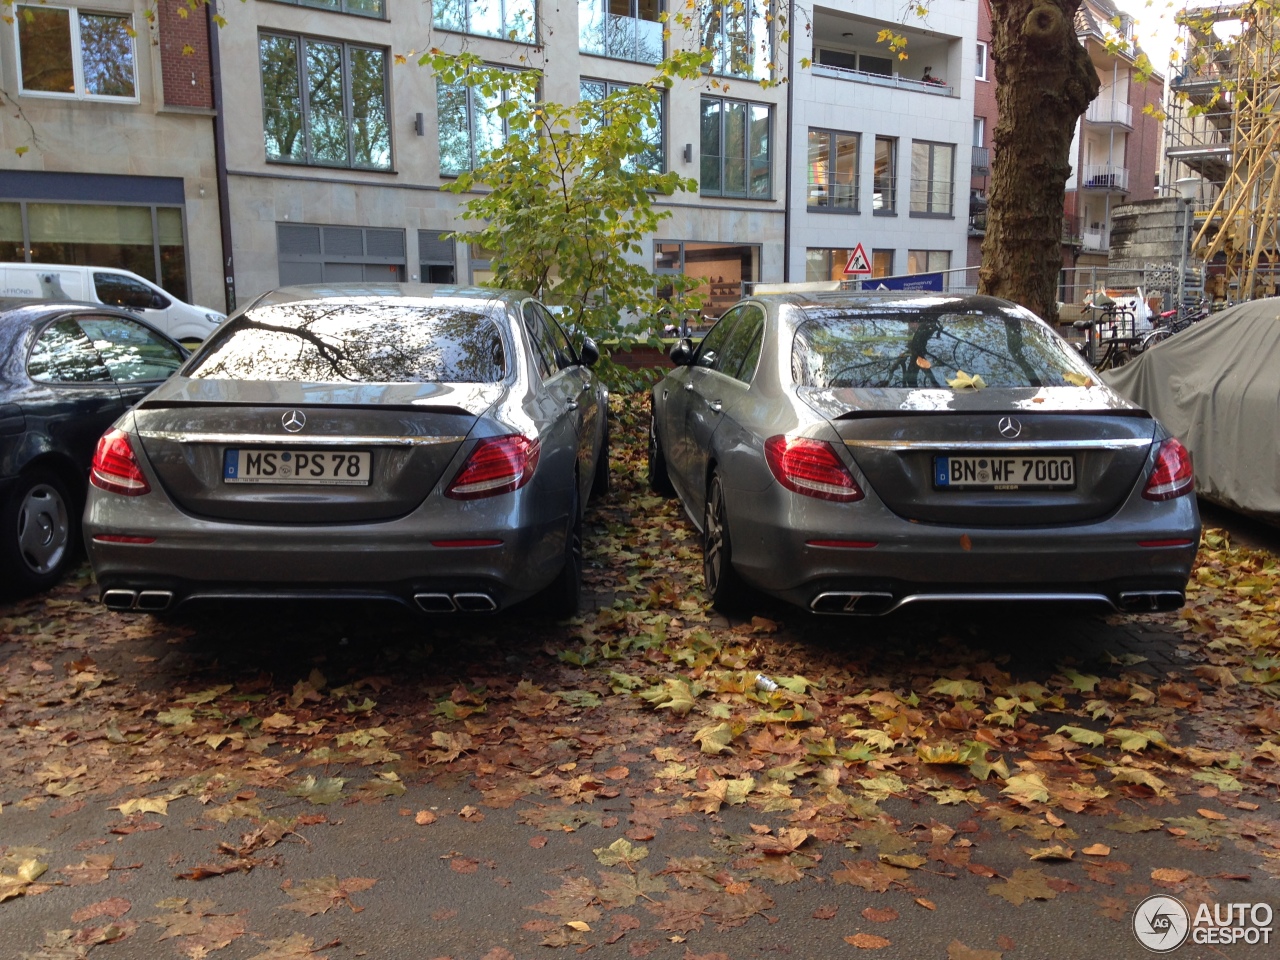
102, 589, 173, 612
1117, 591, 1185, 613
413, 592, 498, 613
810, 591, 896, 615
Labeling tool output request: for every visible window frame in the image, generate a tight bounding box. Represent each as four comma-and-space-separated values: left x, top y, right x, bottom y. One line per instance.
699, 95, 773, 200
699, 0, 773, 81
437, 66, 530, 177
578, 0, 664, 64
907, 249, 951, 276
266, 0, 387, 19
14, 3, 139, 103
433, 0, 538, 44
873, 136, 897, 216
259, 31, 393, 171
806, 128, 860, 214
909, 140, 955, 218
976, 41, 989, 82
579, 77, 666, 174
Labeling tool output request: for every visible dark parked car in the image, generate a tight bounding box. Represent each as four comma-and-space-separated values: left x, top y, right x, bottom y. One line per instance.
83, 284, 608, 616
0, 299, 187, 595
649, 290, 1200, 615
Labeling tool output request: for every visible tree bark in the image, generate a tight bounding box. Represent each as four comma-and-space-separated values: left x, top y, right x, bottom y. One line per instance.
979, 1, 1099, 321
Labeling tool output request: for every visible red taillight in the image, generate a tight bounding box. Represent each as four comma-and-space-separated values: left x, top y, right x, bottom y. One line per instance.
1142, 438, 1194, 501
90, 429, 151, 496
764, 436, 864, 502
445, 435, 540, 500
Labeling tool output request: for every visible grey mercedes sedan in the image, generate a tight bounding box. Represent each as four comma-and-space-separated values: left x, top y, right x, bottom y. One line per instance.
649, 290, 1200, 615
83, 284, 608, 616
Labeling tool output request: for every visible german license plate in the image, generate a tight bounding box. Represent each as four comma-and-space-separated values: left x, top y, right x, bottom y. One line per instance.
934, 455, 1075, 490
223, 449, 372, 485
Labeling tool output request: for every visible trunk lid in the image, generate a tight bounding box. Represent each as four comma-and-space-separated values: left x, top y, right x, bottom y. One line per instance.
803, 386, 1156, 525
134, 379, 503, 522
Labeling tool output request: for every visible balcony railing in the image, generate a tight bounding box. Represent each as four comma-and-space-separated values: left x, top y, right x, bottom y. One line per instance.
1085, 99, 1133, 127
1080, 164, 1130, 192
971, 146, 990, 174
1081, 228, 1109, 251
811, 62, 953, 97
578, 3, 663, 65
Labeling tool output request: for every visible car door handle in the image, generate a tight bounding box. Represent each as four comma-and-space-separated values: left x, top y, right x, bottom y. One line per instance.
708, 401, 722, 413
567, 400, 579, 410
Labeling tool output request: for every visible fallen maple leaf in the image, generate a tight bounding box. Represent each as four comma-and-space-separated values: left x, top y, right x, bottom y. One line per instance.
594, 838, 649, 867
1082, 843, 1111, 857
1151, 867, 1192, 884
71, 898, 131, 924
861, 906, 898, 923
280, 875, 376, 916
947, 941, 1003, 960
987, 868, 1058, 906
845, 933, 891, 949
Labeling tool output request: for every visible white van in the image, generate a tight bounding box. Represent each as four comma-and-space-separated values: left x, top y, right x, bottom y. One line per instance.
0, 262, 224, 342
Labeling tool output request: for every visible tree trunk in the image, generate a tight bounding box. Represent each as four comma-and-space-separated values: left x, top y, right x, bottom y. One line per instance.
979, 1, 1099, 321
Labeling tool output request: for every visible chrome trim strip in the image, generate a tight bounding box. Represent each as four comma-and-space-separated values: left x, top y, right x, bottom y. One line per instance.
811, 591, 1116, 616
844, 438, 1151, 452
139, 431, 466, 447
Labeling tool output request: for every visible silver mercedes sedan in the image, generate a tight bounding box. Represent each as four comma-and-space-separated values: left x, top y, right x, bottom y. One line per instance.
83, 284, 608, 616
649, 290, 1200, 615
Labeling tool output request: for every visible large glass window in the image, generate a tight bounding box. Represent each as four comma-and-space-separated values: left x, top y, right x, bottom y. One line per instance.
791, 308, 1096, 389
260, 33, 391, 170
807, 129, 859, 212
699, 0, 771, 80
16, 4, 136, 100
910, 141, 955, 216
580, 79, 664, 173
700, 97, 771, 199
437, 68, 529, 176
873, 137, 897, 213
908, 249, 951, 275
270, 0, 385, 17
434, 0, 536, 44
188, 301, 509, 383
579, 0, 662, 64
805, 248, 853, 282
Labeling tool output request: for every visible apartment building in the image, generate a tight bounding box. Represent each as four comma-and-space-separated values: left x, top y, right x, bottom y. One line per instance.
0, 0, 223, 310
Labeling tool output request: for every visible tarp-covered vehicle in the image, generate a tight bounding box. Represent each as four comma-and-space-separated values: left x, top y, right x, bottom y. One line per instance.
1104, 298, 1280, 523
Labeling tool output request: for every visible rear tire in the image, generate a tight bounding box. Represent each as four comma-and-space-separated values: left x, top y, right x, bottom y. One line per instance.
0, 468, 77, 597
542, 486, 583, 618
648, 414, 675, 496
702, 472, 750, 614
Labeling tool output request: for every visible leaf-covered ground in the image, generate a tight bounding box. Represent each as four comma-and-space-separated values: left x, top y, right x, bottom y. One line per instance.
1, 394, 1278, 959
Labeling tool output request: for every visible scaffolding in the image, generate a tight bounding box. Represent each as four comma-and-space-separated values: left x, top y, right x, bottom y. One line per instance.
1166, 3, 1280, 300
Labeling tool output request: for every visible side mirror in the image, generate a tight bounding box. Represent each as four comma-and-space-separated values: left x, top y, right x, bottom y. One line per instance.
579, 336, 600, 367
669, 338, 694, 366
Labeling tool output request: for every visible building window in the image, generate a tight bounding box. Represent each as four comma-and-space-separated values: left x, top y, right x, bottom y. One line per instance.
976, 41, 988, 82
434, 0, 536, 44
580, 79, 665, 173
873, 137, 897, 214
419, 231, 456, 283
270, 0, 385, 17
872, 249, 893, 277
260, 34, 391, 170
805, 248, 854, 282
15, 4, 137, 101
700, 97, 771, 199
437, 68, 530, 176
276, 223, 406, 285
699, 0, 771, 80
579, 0, 662, 64
807, 129, 859, 212
907, 249, 950, 275
910, 141, 954, 216
816, 48, 892, 77
973, 117, 985, 148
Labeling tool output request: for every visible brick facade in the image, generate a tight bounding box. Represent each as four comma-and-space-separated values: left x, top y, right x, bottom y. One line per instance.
158, 0, 214, 110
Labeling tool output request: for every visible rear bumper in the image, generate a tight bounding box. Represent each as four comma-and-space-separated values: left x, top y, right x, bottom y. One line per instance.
724, 481, 1200, 614
84, 490, 568, 613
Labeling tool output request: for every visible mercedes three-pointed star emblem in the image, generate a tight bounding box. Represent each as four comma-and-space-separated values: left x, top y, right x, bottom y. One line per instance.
281, 409, 306, 433
998, 416, 1022, 439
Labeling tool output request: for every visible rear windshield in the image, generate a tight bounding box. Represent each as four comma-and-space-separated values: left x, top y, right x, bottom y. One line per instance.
792, 308, 1095, 389
185, 299, 507, 383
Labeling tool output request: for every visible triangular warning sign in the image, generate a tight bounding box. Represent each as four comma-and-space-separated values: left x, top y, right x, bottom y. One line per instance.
843, 243, 872, 275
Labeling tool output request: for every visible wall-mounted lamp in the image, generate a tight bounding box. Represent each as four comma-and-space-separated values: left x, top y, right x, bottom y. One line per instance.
415, 112, 425, 137
683, 143, 693, 163
198, 185, 206, 198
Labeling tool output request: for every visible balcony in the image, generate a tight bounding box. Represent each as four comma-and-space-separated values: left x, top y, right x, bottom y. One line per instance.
1085, 99, 1133, 128
579, 1, 663, 65
812, 61, 954, 96
1081, 227, 1109, 252
1080, 164, 1130, 192
971, 146, 989, 174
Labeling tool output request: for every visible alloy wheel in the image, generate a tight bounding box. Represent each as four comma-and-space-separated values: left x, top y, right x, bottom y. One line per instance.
17, 483, 70, 575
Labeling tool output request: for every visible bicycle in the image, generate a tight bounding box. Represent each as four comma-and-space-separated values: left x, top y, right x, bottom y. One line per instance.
1072, 303, 1140, 370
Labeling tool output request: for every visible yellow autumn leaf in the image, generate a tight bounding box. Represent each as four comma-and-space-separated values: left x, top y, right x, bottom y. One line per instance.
1063, 371, 1095, 387
915, 356, 932, 369
566, 921, 591, 932
112, 797, 169, 816
947, 370, 987, 390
